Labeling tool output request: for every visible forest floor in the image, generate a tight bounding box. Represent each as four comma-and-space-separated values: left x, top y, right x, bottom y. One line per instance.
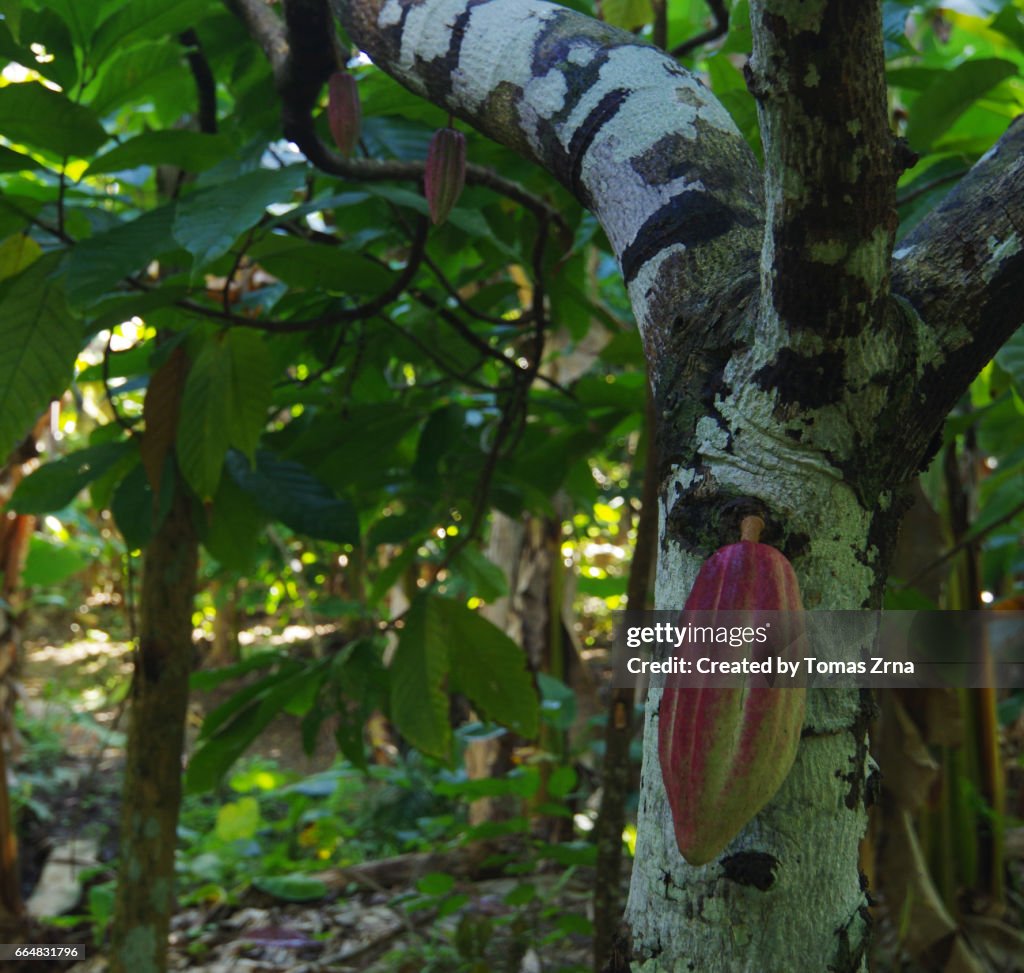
9, 613, 1024, 973
10, 620, 597, 973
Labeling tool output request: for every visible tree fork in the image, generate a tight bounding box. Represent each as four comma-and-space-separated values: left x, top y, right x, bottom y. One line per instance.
331, 0, 1022, 968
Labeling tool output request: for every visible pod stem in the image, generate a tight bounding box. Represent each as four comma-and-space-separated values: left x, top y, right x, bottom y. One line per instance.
739, 515, 765, 543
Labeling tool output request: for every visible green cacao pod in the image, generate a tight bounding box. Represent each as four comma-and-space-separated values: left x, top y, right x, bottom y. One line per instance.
658, 517, 806, 865
327, 72, 361, 157
424, 127, 466, 225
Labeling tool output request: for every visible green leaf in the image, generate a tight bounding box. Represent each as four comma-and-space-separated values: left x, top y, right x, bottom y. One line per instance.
111, 461, 156, 551
215, 797, 260, 842
547, 766, 577, 799
536, 673, 577, 732
990, 7, 1024, 52
416, 872, 455, 896
996, 324, 1024, 394
450, 546, 509, 602
0, 260, 81, 460
0, 82, 107, 157
177, 337, 233, 500
186, 663, 324, 792
22, 535, 88, 587
251, 239, 395, 294
251, 874, 328, 903
443, 599, 539, 737
88, 131, 234, 176
0, 233, 41, 282
225, 329, 273, 462
0, 145, 41, 173
10, 441, 131, 514
391, 597, 452, 758
390, 595, 538, 758
90, 0, 210, 62
65, 204, 177, 303
204, 473, 266, 572
0, 0, 22, 42
169, 327, 270, 499
225, 449, 359, 544
601, 0, 651, 31
172, 166, 306, 273
906, 58, 1019, 153
86, 39, 183, 116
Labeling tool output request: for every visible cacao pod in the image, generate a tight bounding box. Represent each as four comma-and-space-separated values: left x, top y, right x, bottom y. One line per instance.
424, 127, 466, 225
327, 72, 361, 157
658, 517, 806, 865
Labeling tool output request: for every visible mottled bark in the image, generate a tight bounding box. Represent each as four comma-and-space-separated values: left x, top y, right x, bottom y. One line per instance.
325, 0, 1022, 969
109, 488, 198, 973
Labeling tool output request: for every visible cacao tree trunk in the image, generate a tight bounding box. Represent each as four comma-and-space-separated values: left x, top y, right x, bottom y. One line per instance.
273, 1, 1021, 968
109, 486, 198, 973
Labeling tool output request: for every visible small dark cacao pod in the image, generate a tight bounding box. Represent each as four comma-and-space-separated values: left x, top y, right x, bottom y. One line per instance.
424, 127, 466, 225
327, 72, 361, 157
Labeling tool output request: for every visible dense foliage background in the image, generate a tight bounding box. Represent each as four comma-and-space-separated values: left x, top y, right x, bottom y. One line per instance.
0, 1, 1022, 970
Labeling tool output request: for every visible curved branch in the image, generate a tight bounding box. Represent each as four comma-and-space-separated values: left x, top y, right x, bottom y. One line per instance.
223, 0, 568, 231
891, 115, 1024, 466
332, 0, 763, 370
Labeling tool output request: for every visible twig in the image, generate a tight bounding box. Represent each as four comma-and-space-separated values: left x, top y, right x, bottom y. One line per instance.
179, 29, 218, 135
896, 168, 969, 207
671, 0, 729, 58
894, 497, 1024, 590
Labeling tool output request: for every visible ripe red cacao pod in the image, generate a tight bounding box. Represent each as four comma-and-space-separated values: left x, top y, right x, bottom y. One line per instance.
658, 517, 806, 865
327, 72, 361, 157
424, 127, 466, 225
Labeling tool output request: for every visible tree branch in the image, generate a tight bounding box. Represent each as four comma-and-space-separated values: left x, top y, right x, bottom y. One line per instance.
891, 115, 1024, 464
223, 0, 567, 232
333, 0, 763, 398
747, 0, 898, 344
179, 29, 218, 135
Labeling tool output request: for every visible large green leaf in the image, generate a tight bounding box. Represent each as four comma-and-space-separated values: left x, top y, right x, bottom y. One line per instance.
0, 259, 81, 460
0, 82, 107, 158
224, 329, 273, 462
391, 596, 452, 758
88, 131, 234, 176
250, 239, 395, 294
86, 39, 183, 116
22, 535, 89, 588
65, 204, 179, 303
204, 473, 266, 572
185, 662, 326, 793
10, 441, 131, 514
90, 0, 210, 62
111, 461, 157, 551
906, 58, 1019, 153
391, 596, 539, 758
177, 337, 232, 500
225, 449, 359, 544
0, 146, 42, 173
443, 599, 539, 737
172, 166, 307, 272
